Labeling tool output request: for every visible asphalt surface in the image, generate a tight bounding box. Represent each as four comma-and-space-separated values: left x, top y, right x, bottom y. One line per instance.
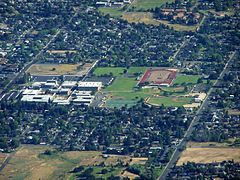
158, 51, 237, 180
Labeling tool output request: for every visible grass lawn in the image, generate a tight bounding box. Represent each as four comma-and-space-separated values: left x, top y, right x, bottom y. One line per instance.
130, 0, 175, 10
93, 67, 126, 77
104, 77, 163, 108
148, 96, 193, 107
161, 86, 185, 93
173, 75, 201, 85
105, 77, 137, 91
127, 67, 148, 75
99, 7, 123, 18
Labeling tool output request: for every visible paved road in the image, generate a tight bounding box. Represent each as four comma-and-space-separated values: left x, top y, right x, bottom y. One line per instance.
158, 51, 237, 180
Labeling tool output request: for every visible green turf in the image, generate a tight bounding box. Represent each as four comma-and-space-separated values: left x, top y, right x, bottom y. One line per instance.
106, 99, 138, 108
105, 77, 138, 91
148, 96, 193, 107
98, 7, 123, 18
161, 87, 185, 93
130, 0, 175, 10
93, 67, 126, 77
127, 67, 148, 75
105, 77, 162, 108
173, 75, 201, 85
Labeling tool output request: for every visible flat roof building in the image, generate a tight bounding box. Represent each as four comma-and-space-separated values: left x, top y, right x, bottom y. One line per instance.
78, 82, 102, 91
61, 81, 78, 88
21, 95, 53, 103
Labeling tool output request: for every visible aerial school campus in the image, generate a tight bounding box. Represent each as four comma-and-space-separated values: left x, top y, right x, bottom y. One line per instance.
1, 0, 239, 179
23, 63, 202, 109
93, 66, 202, 109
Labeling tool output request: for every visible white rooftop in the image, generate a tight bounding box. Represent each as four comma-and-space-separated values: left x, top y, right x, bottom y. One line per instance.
61, 81, 78, 87
22, 89, 43, 95
21, 95, 53, 103
78, 81, 102, 87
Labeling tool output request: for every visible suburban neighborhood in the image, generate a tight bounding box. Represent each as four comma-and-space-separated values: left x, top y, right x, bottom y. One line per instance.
0, 0, 239, 179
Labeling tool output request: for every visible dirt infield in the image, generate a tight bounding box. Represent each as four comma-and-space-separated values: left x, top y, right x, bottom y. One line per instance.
139, 68, 177, 86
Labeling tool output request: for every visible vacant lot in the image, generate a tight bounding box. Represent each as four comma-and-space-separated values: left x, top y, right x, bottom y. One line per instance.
0, 145, 101, 180
177, 147, 240, 166
0, 145, 147, 180
228, 109, 240, 116
123, 12, 197, 31
123, 12, 160, 25
28, 64, 79, 75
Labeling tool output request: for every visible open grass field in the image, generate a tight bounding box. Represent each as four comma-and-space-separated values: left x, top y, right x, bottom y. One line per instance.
123, 12, 160, 25
98, 7, 123, 18
228, 109, 240, 116
0, 145, 147, 180
122, 12, 198, 31
147, 96, 193, 107
161, 86, 185, 93
177, 147, 240, 166
127, 66, 148, 75
173, 74, 201, 85
0, 145, 102, 180
122, 170, 140, 179
27, 63, 92, 76
157, 19, 198, 31
93, 67, 126, 77
130, 0, 175, 10
104, 77, 162, 108
105, 77, 137, 91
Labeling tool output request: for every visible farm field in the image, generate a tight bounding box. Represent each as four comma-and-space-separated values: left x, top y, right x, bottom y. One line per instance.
177, 147, 240, 166
147, 96, 193, 107
27, 63, 93, 76
130, 0, 175, 10
0, 145, 147, 180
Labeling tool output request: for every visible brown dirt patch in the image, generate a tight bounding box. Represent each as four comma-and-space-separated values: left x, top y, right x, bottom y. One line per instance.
177, 147, 240, 166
